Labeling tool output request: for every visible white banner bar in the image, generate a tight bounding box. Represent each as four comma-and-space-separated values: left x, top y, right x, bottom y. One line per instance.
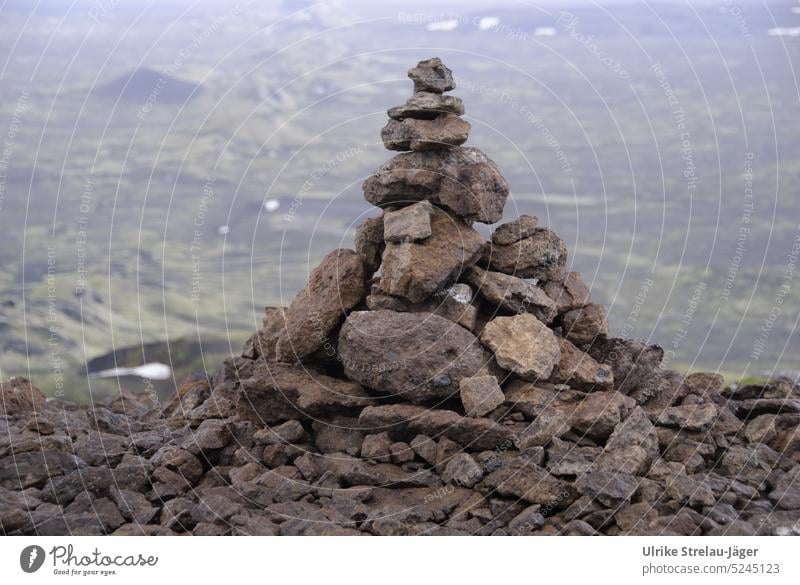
1, 536, 798, 584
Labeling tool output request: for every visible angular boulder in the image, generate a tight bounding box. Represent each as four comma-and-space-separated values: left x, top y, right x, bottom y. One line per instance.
354, 216, 384, 277
236, 362, 376, 425
275, 249, 365, 361
459, 375, 504, 417
358, 404, 515, 450
561, 303, 608, 346
481, 458, 577, 508
569, 391, 635, 440
492, 215, 538, 246
483, 228, 567, 281
479, 314, 561, 381
388, 92, 464, 119
380, 206, 486, 303
383, 200, 434, 243
408, 57, 455, 93
381, 114, 470, 151
587, 337, 664, 395
464, 265, 556, 323
549, 337, 614, 391
0, 377, 45, 416
656, 402, 719, 433
363, 147, 509, 224
543, 271, 592, 315
338, 310, 492, 403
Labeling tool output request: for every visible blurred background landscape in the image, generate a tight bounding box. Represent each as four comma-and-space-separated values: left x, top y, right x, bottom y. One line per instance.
0, 0, 797, 401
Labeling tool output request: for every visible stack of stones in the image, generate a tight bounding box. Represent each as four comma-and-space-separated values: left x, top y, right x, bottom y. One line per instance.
2, 59, 799, 536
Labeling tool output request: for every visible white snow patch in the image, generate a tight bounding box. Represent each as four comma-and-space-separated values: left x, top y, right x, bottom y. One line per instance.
768, 27, 800, 36
90, 362, 172, 380
427, 19, 459, 32
478, 17, 500, 31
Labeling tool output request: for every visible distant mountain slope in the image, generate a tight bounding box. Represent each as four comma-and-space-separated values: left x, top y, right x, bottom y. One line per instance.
93, 68, 202, 104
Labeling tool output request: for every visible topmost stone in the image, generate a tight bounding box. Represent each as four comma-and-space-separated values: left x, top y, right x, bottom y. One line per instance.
408, 57, 455, 94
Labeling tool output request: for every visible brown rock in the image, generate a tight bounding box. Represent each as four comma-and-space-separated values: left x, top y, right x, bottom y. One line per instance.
483, 228, 567, 281
275, 249, 365, 361
549, 337, 614, 391
390, 442, 415, 464
587, 337, 664, 395
380, 206, 485, 303
361, 432, 393, 462
408, 57, 455, 93
492, 215, 538, 246
354, 216, 384, 277
363, 147, 509, 224
561, 303, 608, 346
482, 458, 576, 508
381, 114, 470, 151
479, 314, 561, 380
410, 435, 438, 466
576, 470, 639, 507
595, 407, 658, 475
570, 391, 635, 440
656, 403, 719, 432
464, 265, 556, 323
310, 454, 437, 488
236, 362, 376, 425
253, 420, 305, 445
742, 414, 777, 444
338, 310, 491, 403
358, 404, 515, 450
516, 408, 571, 448
543, 272, 592, 314
681, 372, 725, 398
312, 417, 364, 456
442, 453, 483, 488
459, 375, 504, 417
365, 293, 408, 312
733, 398, 800, 418
503, 380, 582, 419
388, 92, 464, 119
383, 200, 434, 242
547, 438, 601, 476
409, 283, 478, 331
191, 419, 231, 450
0, 377, 45, 416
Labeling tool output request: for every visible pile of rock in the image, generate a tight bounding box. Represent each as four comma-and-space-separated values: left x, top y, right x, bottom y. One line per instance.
2, 59, 799, 536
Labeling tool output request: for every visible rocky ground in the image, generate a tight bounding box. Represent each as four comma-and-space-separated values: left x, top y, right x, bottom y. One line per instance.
1, 58, 799, 536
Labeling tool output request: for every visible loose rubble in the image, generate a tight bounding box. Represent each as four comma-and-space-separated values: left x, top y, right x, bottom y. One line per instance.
2, 58, 799, 536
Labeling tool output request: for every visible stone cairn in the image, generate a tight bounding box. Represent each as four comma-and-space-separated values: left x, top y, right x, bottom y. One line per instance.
2, 58, 799, 536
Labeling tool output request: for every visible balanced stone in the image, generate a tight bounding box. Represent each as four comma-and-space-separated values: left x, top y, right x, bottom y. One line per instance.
483, 228, 567, 281
408, 57, 455, 94
388, 92, 465, 119
464, 265, 556, 323
492, 215, 538, 246
383, 200, 434, 243
338, 310, 491, 403
363, 147, 509, 224
380, 205, 485, 303
381, 114, 470, 151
